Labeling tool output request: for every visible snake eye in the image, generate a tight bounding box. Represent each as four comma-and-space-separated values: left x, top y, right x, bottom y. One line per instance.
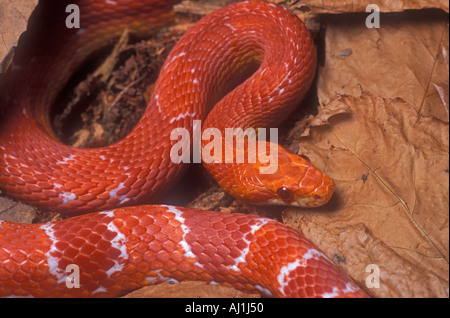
277, 187, 294, 202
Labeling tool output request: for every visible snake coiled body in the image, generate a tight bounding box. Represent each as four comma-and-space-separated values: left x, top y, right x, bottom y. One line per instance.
0, 0, 367, 297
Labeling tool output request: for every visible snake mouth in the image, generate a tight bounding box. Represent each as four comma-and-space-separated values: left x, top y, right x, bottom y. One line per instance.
266, 183, 334, 207
268, 196, 331, 208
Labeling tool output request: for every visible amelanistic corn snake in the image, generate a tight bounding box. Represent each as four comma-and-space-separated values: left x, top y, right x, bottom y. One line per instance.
0, 0, 368, 298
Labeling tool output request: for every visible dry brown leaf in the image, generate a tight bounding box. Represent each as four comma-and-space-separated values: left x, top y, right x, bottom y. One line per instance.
431, 46, 449, 118
173, 0, 232, 15
121, 280, 259, 298
284, 5, 449, 298
0, 0, 38, 69
290, 96, 353, 138
291, 0, 449, 14
284, 92, 449, 297
0, 196, 36, 223
309, 96, 352, 128
317, 10, 449, 122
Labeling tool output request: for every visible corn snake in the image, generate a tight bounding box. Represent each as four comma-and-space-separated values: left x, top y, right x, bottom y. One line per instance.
0, 0, 368, 297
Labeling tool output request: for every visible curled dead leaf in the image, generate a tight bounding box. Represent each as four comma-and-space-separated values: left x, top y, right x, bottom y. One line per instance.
284, 92, 449, 298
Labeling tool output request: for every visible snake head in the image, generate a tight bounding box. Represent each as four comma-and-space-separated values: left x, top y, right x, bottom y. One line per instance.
241, 145, 335, 208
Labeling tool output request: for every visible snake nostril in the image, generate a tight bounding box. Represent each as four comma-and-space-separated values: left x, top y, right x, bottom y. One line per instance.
314, 195, 322, 202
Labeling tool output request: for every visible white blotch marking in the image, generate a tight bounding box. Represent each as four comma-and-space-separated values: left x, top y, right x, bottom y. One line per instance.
322, 287, 340, 298
109, 182, 125, 199
5, 294, 34, 298
228, 218, 269, 272
280, 73, 290, 87
303, 247, 332, 263
343, 282, 359, 294
303, 248, 323, 260
277, 248, 334, 296
193, 79, 199, 85
191, 68, 196, 73
96, 211, 128, 277
54, 183, 62, 189
56, 154, 76, 166
277, 259, 302, 294
22, 108, 28, 118
169, 110, 196, 124
3, 154, 14, 161
118, 195, 130, 204
40, 223, 65, 283
162, 205, 204, 269
60, 192, 76, 204
255, 284, 273, 297
91, 286, 108, 295
123, 167, 133, 181
164, 51, 186, 70
224, 22, 236, 31
154, 94, 162, 113
146, 269, 179, 285
318, 279, 360, 298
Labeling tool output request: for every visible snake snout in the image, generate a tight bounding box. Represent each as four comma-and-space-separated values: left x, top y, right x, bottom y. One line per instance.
295, 166, 335, 207
309, 172, 335, 206
283, 154, 335, 207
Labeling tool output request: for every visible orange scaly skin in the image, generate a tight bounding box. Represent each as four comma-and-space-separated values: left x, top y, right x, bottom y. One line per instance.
0, 1, 367, 297
0, 205, 366, 298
